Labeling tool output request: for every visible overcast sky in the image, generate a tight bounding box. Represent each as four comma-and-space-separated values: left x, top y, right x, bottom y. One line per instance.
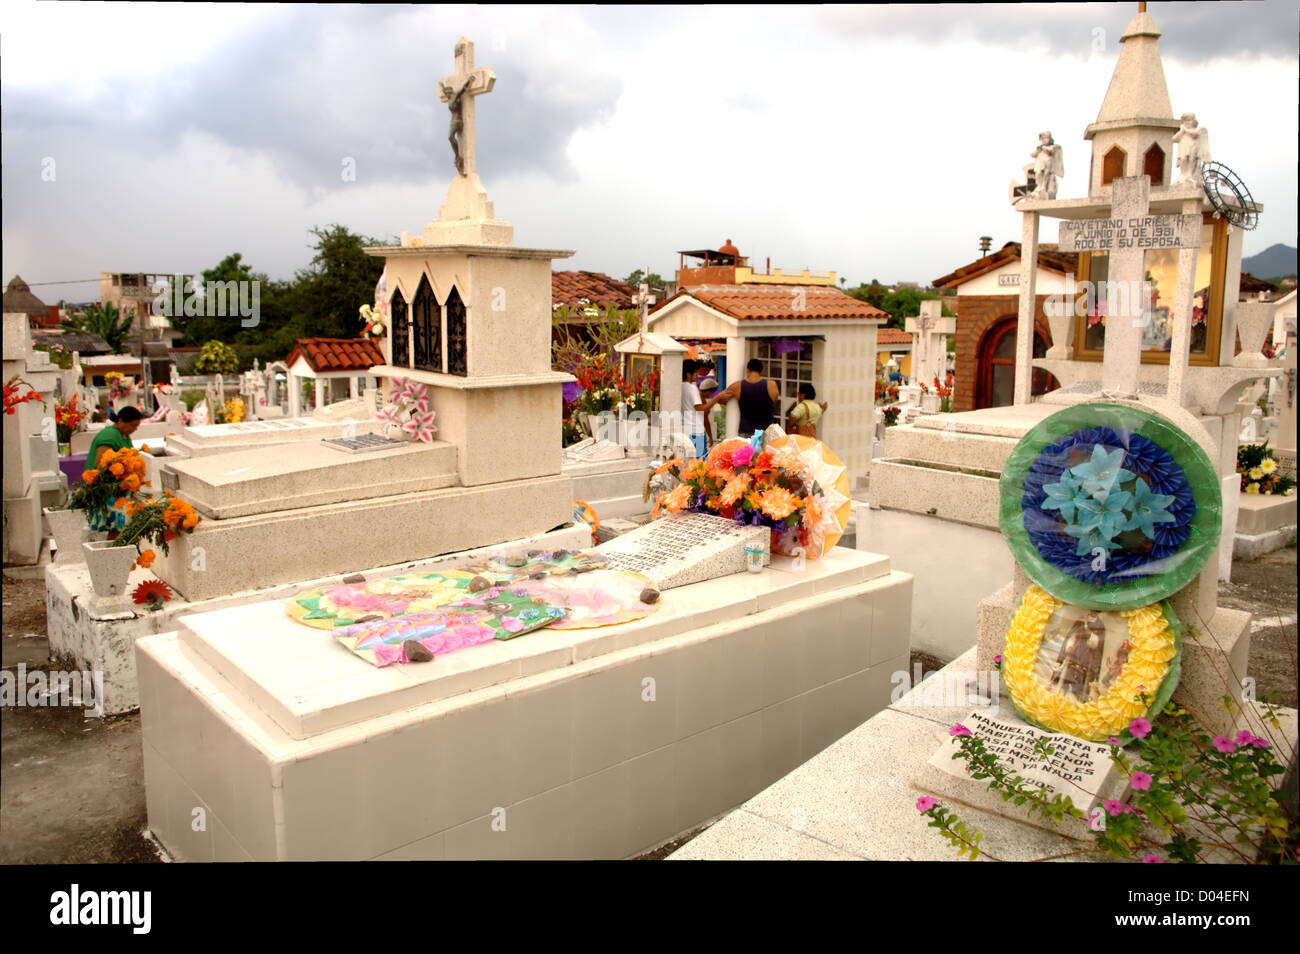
3, 1, 1297, 307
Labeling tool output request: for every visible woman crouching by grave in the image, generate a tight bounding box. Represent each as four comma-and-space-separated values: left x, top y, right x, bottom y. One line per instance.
77, 406, 145, 538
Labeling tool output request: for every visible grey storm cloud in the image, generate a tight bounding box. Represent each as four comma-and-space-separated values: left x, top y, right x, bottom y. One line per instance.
2, 4, 622, 197
815, 1, 1300, 62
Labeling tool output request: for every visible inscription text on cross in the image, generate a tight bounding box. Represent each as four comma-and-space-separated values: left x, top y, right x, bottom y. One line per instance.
1057, 176, 1202, 395
438, 36, 496, 177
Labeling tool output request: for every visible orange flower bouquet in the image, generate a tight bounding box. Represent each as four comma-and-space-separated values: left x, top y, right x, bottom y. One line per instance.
115, 491, 201, 571
651, 432, 852, 557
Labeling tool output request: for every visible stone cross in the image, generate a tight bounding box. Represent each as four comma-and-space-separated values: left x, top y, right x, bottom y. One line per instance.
438, 37, 496, 178
633, 281, 656, 335
1057, 176, 1202, 395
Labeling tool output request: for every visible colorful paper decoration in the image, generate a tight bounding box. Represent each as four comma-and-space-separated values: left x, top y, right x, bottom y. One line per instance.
999, 585, 1182, 742
287, 572, 476, 630
333, 589, 567, 667
507, 569, 660, 629
999, 403, 1221, 610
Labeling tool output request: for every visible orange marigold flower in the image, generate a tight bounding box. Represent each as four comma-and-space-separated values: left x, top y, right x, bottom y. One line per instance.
121, 475, 141, 493
135, 549, 156, 569
720, 473, 750, 506
108, 462, 125, 477
163, 529, 177, 542
182, 514, 198, 529
662, 483, 693, 511
757, 486, 803, 521
82, 469, 99, 484
114, 497, 127, 510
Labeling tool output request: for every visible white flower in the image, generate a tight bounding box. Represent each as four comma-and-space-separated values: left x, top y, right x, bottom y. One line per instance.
1260, 458, 1276, 474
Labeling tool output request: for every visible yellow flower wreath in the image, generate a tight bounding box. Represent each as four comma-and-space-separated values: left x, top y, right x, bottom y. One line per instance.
1000, 585, 1178, 741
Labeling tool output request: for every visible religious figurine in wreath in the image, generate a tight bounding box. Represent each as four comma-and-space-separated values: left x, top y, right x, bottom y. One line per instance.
1049, 611, 1105, 701
1172, 112, 1210, 186
441, 71, 473, 175
1010, 131, 1063, 203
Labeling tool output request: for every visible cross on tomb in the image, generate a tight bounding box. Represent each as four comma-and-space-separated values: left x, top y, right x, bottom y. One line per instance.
1056, 176, 1202, 395
438, 36, 496, 177
633, 280, 656, 336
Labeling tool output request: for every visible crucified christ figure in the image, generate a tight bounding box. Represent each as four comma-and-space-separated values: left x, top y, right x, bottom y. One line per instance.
441, 77, 472, 175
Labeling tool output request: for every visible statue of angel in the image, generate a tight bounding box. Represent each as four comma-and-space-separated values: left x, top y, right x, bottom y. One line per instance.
1011, 130, 1064, 203
1173, 112, 1210, 185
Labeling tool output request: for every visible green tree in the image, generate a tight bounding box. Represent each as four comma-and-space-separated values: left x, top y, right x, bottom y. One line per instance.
293, 225, 385, 340
62, 301, 133, 354
624, 269, 666, 289
192, 340, 240, 375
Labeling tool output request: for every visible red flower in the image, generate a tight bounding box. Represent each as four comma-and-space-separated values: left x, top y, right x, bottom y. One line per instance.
132, 579, 173, 607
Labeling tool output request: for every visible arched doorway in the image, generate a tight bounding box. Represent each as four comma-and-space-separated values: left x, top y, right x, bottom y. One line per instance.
975, 317, 1059, 409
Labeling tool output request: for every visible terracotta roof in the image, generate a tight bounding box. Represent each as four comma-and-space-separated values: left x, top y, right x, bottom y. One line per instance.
285, 337, 385, 373
876, 328, 913, 345
932, 242, 1077, 289
653, 285, 887, 322
32, 331, 110, 355
552, 271, 636, 309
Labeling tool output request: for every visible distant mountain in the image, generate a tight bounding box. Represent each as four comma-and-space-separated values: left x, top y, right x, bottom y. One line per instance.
1242, 243, 1297, 280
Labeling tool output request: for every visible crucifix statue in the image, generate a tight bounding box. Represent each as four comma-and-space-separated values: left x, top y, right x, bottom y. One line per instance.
438, 36, 496, 178
633, 280, 656, 335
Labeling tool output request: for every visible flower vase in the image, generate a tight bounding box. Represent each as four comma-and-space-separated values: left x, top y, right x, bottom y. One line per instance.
57, 441, 71, 457
44, 508, 88, 565
83, 541, 137, 599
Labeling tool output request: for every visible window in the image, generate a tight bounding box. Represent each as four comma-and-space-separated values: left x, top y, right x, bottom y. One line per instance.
446, 287, 467, 376
390, 290, 409, 367
412, 276, 440, 372
749, 338, 815, 421
1143, 144, 1165, 184
1102, 145, 1126, 186
1072, 213, 1227, 364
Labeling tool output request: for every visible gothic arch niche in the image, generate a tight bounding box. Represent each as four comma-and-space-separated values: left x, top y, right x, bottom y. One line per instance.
1143, 143, 1165, 185
412, 275, 442, 373
1102, 145, 1127, 186
390, 288, 409, 368
445, 287, 467, 376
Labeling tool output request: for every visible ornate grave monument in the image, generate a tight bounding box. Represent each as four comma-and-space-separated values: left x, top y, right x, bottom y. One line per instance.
129, 37, 914, 860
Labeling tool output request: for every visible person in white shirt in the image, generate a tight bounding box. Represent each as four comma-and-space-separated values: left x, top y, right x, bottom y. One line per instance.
680, 359, 707, 458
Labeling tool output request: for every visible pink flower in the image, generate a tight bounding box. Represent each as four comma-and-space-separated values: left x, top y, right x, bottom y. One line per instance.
915, 796, 937, 812
402, 409, 438, 443
1142, 853, 1163, 864
731, 445, 755, 467
993, 654, 1002, 665
949, 724, 972, 738
1233, 730, 1254, 745
406, 381, 430, 412
1107, 737, 1121, 745
375, 401, 404, 435
1250, 735, 1270, 749
1128, 717, 1152, 739
1103, 799, 1125, 817
1130, 771, 1153, 791
1211, 736, 1236, 754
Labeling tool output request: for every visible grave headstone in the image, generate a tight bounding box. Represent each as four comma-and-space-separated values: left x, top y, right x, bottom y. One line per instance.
919, 707, 1125, 838
595, 511, 770, 588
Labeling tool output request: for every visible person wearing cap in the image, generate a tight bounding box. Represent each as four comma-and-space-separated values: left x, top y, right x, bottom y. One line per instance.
84, 406, 144, 537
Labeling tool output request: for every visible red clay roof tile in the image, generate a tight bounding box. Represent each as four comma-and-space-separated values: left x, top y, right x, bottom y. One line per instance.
286, 337, 385, 373
552, 271, 636, 308
652, 285, 887, 322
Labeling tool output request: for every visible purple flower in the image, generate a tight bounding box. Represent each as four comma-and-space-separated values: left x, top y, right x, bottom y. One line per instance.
1130, 771, 1153, 791
562, 381, 583, 404
1128, 717, 1152, 739
915, 796, 937, 812
1142, 852, 1164, 864
949, 724, 972, 738
1103, 799, 1125, 817
1212, 736, 1236, 754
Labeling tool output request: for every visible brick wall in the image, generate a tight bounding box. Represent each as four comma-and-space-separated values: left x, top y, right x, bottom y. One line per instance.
952, 294, 1055, 413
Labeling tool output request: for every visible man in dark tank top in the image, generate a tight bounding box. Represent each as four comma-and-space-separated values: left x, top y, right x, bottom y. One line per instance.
703, 358, 780, 437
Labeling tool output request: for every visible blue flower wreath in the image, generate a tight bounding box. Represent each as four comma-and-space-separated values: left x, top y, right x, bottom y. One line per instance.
1020, 426, 1195, 585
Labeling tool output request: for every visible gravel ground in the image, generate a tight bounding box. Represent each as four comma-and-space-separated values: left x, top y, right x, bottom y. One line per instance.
2, 546, 1295, 863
